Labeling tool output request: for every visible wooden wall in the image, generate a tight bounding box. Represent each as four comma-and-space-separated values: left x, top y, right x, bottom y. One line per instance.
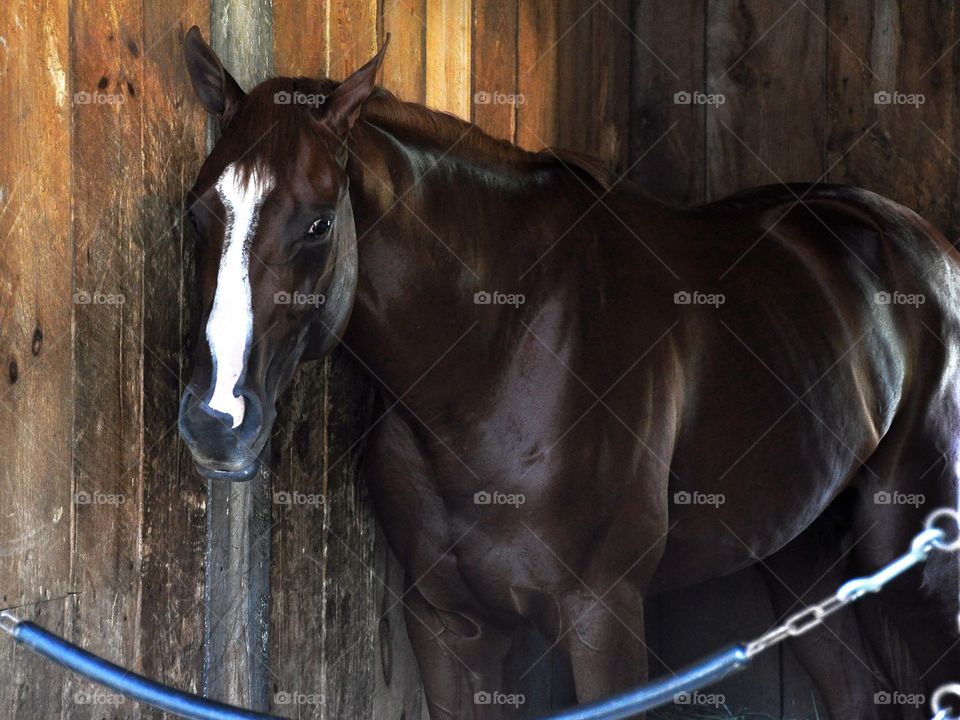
1, 1, 958, 718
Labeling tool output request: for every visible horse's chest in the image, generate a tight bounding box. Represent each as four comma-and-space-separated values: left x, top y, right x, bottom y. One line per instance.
362, 407, 656, 616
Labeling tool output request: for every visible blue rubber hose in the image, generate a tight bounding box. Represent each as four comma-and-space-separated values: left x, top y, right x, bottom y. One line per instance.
8, 619, 281, 720
540, 644, 750, 720
3, 611, 748, 720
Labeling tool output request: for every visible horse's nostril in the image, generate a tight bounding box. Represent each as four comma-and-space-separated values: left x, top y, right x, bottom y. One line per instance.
200, 393, 244, 428
207, 387, 245, 428
181, 383, 263, 439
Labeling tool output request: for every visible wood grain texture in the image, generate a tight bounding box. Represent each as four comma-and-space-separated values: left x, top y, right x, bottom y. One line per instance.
706, 0, 828, 197
206, 0, 274, 712
826, 0, 960, 238
315, 351, 379, 719
630, 0, 706, 204
0, 0, 73, 619
273, 1, 326, 78
472, 0, 517, 140
67, 0, 147, 716
515, 1, 558, 150
425, 0, 472, 117
327, 0, 379, 79
0, 598, 73, 717
382, 0, 427, 103
518, 1, 630, 168
137, 11, 210, 716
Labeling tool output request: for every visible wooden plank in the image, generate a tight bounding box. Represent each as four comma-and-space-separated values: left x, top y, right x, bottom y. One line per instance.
0, 0, 73, 616
206, 1, 274, 712
269, 362, 328, 718
316, 353, 378, 719
630, 0, 707, 205
516, 2, 559, 150
137, 11, 211, 715
826, 1, 960, 237
517, 1, 630, 168
382, 0, 427, 103
706, 0, 827, 198
425, 0, 471, 117
327, 0, 378, 79
66, 0, 147, 717
273, 2, 326, 77
472, 0, 517, 140
0, 599, 72, 717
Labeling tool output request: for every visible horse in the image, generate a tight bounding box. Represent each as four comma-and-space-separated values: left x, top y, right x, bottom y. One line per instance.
176, 26, 960, 720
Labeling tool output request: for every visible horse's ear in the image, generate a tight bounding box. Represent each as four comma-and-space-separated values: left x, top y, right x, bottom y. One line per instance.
318, 36, 389, 137
183, 25, 245, 124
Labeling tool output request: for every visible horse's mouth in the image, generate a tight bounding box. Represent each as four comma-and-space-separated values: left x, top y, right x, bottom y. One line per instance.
194, 460, 260, 482
192, 444, 268, 482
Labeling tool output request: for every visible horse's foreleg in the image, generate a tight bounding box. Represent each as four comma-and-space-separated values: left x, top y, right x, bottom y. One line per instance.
555, 582, 648, 704
403, 582, 515, 720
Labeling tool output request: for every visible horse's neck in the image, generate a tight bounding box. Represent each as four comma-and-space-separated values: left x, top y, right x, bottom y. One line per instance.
342, 121, 564, 393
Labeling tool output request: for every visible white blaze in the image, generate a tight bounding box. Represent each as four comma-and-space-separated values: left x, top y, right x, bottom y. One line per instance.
206, 163, 274, 428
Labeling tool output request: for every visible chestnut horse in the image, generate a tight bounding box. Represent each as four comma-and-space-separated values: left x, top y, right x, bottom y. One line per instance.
177, 28, 959, 720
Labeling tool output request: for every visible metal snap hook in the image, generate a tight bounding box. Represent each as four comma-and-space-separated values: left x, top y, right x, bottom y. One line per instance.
932, 683, 960, 720
925, 509, 960, 553
0, 610, 19, 635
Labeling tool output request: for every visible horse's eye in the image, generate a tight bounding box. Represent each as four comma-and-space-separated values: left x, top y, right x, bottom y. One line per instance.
306, 216, 333, 239
186, 209, 200, 234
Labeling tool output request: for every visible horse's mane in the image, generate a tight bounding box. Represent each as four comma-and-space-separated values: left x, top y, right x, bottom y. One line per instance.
360, 86, 613, 190
237, 77, 612, 191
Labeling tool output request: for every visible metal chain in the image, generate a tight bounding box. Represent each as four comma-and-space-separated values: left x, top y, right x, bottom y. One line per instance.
928, 506, 960, 720
743, 509, 960, 720
744, 525, 946, 658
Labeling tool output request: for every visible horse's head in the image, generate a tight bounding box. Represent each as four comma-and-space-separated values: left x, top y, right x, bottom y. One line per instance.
177, 26, 386, 481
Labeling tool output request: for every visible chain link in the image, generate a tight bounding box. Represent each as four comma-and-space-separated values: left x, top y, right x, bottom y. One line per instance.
745, 525, 945, 659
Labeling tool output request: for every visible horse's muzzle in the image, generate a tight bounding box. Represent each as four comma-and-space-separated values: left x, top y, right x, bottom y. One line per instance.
178, 384, 267, 481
